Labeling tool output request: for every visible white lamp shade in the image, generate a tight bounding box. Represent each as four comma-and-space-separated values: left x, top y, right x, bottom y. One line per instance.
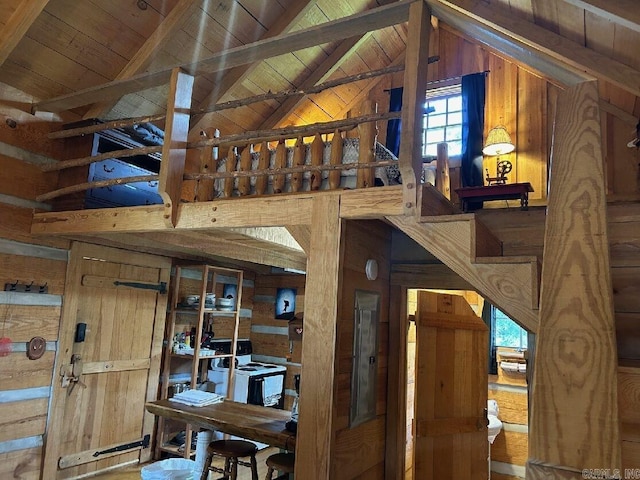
483, 126, 515, 156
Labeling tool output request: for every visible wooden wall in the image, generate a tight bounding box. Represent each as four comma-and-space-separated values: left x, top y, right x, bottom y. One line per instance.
0, 108, 68, 479
251, 273, 306, 410
330, 220, 391, 480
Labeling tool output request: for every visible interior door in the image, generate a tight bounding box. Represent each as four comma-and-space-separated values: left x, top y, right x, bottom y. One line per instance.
413, 291, 488, 479
43, 243, 170, 479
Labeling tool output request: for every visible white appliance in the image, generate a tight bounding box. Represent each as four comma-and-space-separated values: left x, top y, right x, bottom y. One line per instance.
206, 339, 287, 408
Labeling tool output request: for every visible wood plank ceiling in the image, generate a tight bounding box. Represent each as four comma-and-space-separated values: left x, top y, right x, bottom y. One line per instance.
0, 0, 638, 139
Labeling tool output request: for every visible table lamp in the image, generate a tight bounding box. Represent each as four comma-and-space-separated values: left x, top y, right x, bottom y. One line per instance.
483, 126, 515, 185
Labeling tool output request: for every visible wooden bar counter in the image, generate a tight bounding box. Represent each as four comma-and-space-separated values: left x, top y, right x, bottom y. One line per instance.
146, 399, 296, 451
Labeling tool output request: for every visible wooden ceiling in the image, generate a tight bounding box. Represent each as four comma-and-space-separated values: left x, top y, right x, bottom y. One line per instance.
0, 0, 638, 140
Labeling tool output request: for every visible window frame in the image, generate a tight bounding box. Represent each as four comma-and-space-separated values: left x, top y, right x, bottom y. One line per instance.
422, 84, 463, 161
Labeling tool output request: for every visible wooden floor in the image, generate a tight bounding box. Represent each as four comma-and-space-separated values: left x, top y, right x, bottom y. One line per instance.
92, 447, 280, 480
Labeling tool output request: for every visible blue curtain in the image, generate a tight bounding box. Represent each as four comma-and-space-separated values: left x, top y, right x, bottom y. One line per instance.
461, 73, 486, 189
385, 87, 403, 157
482, 301, 498, 375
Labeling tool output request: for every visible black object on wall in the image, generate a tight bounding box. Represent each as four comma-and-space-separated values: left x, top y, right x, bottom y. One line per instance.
460, 72, 487, 195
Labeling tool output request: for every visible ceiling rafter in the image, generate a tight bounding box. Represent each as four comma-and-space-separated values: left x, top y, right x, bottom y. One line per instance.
189, 0, 318, 135
83, 0, 199, 120
426, 0, 640, 97
32, 0, 415, 114
561, 0, 640, 34
0, 0, 49, 68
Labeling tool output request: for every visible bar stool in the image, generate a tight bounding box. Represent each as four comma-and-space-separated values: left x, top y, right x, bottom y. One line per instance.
264, 452, 295, 480
199, 439, 258, 480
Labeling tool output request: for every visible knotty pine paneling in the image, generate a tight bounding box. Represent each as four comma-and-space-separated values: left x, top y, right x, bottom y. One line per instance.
0, 397, 48, 443
0, 351, 56, 391
0, 253, 67, 294
0, 305, 61, 342
252, 273, 305, 409
0, 447, 42, 480
491, 430, 528, 467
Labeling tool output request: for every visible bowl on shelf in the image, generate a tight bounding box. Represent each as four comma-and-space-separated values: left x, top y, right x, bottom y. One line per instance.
184, 295, 199, 306
216, 298, 234, 310
204, 293, 216, 308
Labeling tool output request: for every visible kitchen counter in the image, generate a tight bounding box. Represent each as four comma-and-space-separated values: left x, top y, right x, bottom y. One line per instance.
146, 399, 296, 451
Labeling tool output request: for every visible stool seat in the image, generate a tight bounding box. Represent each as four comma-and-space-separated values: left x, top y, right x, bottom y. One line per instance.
209, 439, 258, 457
200, 439, 258, 480
265, 452, 295, 479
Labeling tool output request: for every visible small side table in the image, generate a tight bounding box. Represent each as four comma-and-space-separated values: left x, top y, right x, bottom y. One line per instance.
455, 182, 534, 212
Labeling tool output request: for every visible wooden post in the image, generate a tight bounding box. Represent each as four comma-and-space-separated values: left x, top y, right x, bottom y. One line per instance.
329, 129, 343, 190
398, 0, 431, 215
238, 144, 252, 196
385, 285, 409, 479
255, 141, 269, 195
291, 136, 304, 192
196, 127, 218, 201
295, 195, 342, 480
274, 140, 286, 193
158, 68, 193, 227
357, 99, 377, 188
436, 142, 451, 200
310, 133, 324, 191
527, 81, 621, 478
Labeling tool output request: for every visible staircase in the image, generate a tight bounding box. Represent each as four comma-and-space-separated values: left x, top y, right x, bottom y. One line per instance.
387, 185, 539, 332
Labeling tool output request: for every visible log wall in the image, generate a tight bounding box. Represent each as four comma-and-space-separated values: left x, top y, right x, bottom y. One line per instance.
0, 111, 68, 479
331, 220, 391, 479
251, 273, 306, 410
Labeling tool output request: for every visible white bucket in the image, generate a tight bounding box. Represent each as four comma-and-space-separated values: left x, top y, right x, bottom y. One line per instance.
140, 458, 196, 480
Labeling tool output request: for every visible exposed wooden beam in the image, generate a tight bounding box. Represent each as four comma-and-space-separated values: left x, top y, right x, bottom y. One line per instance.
83, 0, 199, 119
190, 0, 317, 133
296, 194, 342, 480
527, 81, 620, 477
33, 1, 415, 113
138, 230, 307, 271
427, 0, 640, 97
390, 263, 474, 289
561, 0, 640, 34
158, 69, 193, 227
285, 225, 311, 255
0, 0, 49, 68
258, 34, 371, 131
399, 0, 432, 215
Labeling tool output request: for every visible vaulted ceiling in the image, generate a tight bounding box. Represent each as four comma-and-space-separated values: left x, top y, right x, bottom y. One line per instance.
0, 0, 638, 137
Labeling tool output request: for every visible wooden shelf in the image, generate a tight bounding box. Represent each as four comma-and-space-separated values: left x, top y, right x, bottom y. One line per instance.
159, 444, 196, 458
156, 264, 244, 460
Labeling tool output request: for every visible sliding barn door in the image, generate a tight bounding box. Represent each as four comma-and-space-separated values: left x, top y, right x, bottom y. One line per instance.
43, 243, 170, 479
413, 291, 488, 479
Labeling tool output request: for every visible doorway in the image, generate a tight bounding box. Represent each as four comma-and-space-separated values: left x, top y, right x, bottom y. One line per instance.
404, 289, 488, 479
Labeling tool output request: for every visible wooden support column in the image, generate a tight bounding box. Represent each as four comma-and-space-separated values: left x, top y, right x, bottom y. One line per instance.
295, 195, 342, 480
158, 68, 193, 227
385, 285, 409, 479
399, 0, 431, 215
527, 81, 620, 478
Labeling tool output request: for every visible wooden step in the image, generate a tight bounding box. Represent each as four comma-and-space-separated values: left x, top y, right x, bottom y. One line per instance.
387, 214, 539, 331
418, 183, 461, 216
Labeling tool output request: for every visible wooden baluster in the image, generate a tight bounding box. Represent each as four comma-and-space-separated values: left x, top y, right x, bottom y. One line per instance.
238, 144, 253, 196
329, 129, 343, 190
224, 146, 236, 198
436, 142, 451, 200
255, 141, 269, 195
195, 128, 218, 201
357, 99, 376, 188
274, 140, 286, 194
291, 137, 305, 192
310, 133, 324, 191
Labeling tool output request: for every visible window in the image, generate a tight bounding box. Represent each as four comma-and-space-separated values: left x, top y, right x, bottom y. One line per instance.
422, 84, 462, 158
493, 306, 528, 349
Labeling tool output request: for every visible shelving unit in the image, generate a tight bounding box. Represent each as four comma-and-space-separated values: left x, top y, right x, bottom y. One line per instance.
155, 264, 244, 459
